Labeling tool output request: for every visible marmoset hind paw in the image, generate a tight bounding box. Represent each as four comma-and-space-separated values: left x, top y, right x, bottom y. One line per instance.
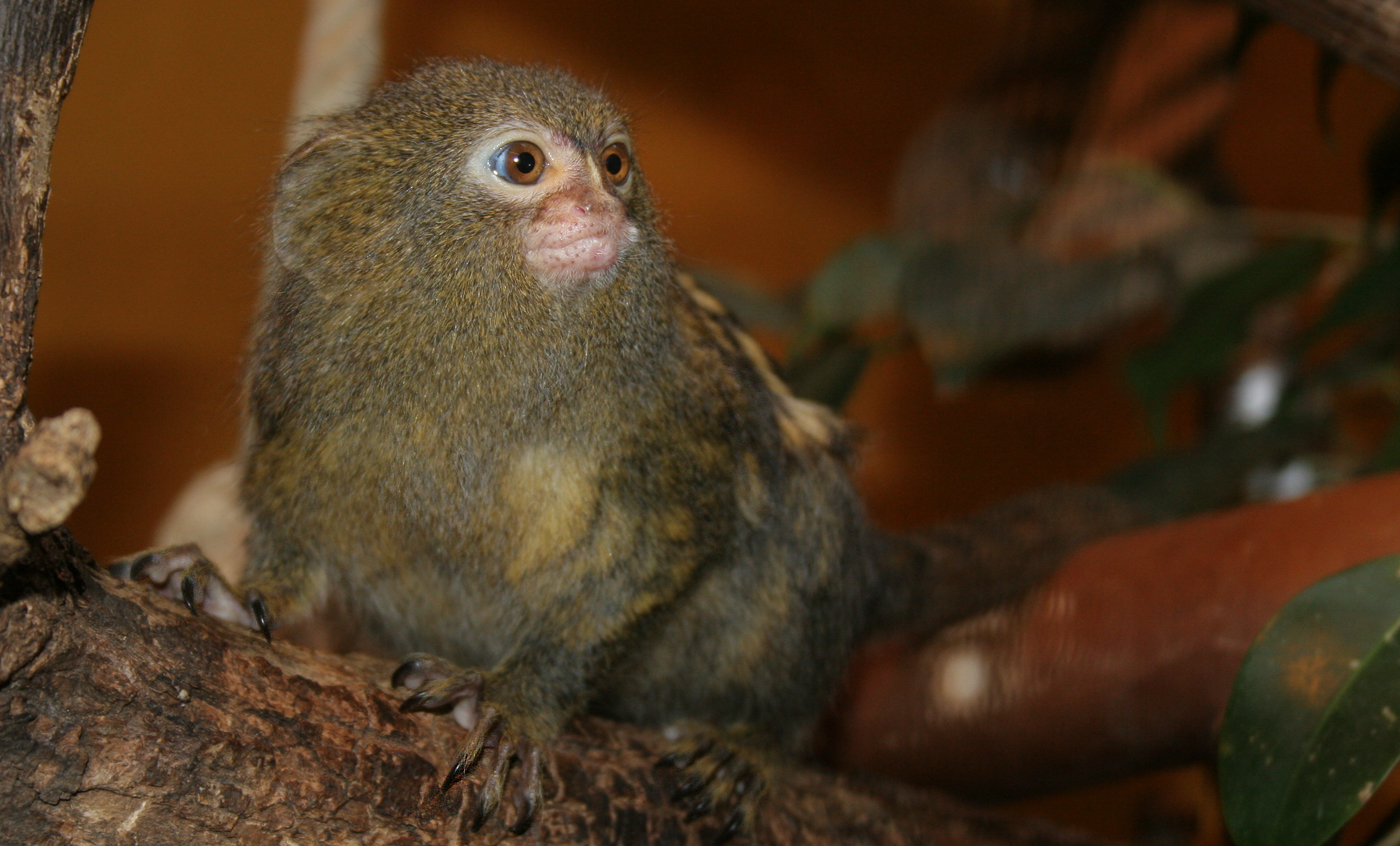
393, 653, 544, 834
658, 724, 776, 845
108, 543, 272, 641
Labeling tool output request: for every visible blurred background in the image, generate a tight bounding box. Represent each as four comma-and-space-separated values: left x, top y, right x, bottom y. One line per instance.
39, 0, 1400, 558
30, 1, 1400, 843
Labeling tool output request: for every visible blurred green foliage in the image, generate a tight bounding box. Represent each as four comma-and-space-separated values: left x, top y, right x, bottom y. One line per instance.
1127, 240, 1327, 444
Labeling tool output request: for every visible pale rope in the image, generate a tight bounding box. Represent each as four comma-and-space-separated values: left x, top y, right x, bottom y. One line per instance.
286, 0, 386, 150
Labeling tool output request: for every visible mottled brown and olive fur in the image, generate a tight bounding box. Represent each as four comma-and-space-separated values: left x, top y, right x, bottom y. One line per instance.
240, 59, 880, 826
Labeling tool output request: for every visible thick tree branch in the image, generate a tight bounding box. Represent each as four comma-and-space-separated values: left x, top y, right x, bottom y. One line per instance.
0, 545, 1108, 846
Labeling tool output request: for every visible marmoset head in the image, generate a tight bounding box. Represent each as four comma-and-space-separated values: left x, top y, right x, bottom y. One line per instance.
270, 59, 662, 300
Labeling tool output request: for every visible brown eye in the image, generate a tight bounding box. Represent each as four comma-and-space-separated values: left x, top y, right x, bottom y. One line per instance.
491, 140, 546, 185
600, 143, 631, 184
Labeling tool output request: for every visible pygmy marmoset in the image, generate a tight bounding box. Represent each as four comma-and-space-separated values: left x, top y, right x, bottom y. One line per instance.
119, 59, 884, 839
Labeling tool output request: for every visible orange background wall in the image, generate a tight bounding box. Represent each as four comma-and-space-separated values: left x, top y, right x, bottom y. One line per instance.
32, 0, 1398, 565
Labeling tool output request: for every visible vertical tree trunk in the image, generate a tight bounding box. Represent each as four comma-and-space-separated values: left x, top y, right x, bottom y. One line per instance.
0, 0, 95, 461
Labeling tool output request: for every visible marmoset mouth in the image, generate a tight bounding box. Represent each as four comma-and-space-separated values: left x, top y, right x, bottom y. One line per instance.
525, 214, 637, 285
528, 231, 618, 276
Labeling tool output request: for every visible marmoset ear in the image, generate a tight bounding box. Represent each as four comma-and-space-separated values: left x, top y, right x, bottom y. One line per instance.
269, 125, 360, 272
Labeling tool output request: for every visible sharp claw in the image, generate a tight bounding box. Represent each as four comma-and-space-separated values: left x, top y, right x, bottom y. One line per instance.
508, 745, 541, 835
508, 800, 535, 835
107, 559, 134, 579
684, 796, 713, 823
470, 789, 489, 831
399, 685, 474, 714
712, 808, 745, 845
473, 739, 512, 827
659, 737, 713, 770
690, 739, 714, 762
247, 590, 272, 642
442, 754, 472, 792
400, 690, 433, 713
508, 789, 536, 835
672, 775, 706, 801
391, 658, 428, 689
180, 576, 200, 615
127, 553, 157, 581
733, 767, 757, 797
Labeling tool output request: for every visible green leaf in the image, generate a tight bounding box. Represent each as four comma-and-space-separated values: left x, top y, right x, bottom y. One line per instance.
804, 235, 909, 332
1127, 240, 1327, 443
1219, 554, 1400, 846
1105, 412, 1326, 521
1367, 104, 1400, 231
787, 336, 873, 410
898, 240, 1166, 383
1301, 244, 1400, 351
1369, 415, 1400, 473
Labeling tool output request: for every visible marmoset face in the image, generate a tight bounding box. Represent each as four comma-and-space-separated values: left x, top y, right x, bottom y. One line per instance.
464, 124, 640, 287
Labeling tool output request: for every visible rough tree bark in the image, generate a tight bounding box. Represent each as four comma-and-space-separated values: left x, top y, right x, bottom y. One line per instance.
0, 0, 93, 460
1243, 0, 1400, 86
0, 558, 1112, 846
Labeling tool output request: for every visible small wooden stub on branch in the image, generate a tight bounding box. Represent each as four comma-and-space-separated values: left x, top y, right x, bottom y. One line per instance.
0, 548, 1108, 846
0, 406, 100, 564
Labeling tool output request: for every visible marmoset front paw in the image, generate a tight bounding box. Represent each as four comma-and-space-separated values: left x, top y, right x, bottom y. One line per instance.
659, 723, 775, 845
393, 653, 545, 834
109, 543, 272, 641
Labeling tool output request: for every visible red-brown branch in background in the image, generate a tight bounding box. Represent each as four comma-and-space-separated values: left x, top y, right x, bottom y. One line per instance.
829, 470, 1400, 800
